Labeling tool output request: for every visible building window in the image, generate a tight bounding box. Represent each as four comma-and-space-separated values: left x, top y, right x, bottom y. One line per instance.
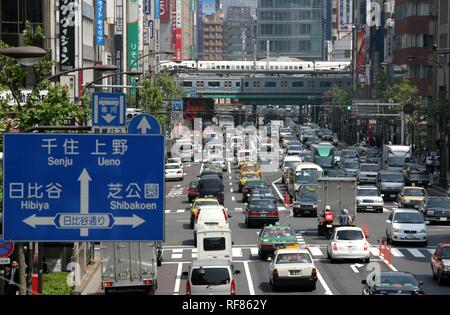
395, 2, 432, 20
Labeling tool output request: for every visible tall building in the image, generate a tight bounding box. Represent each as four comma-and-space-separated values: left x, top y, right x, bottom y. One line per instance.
256, 0, 324, 60
201, 11, 224, 60
222, 0, 257, 17
223, 6, 256, 61
324, 0, 352, 61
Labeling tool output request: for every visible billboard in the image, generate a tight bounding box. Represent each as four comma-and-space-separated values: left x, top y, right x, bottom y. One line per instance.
183, 98, 215, 121
337, 0, 353, 32
95, 0, 105, 46
160, 0, 170, 22
202, 0, 216, 15
127, 0, 139, 72
59, 0, 76, 71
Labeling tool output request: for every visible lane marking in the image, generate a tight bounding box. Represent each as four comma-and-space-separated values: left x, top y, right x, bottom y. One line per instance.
165, 210, 171, 214
199, 163, 204, 174
308, 247, 323, 256
407, 248, 425, 258
228, 162, 231, 174
176, 209, 185, 213
232, 248, 243, 257
173, 262, 183, 295
370, 248, 380, 257
277, 206, 286, 211
171, 249, 183, 259
243, 261, 255, 295
229, 182, 232, 186
192, 248, 197, 258
426, 248, 435, 255
229, 176, 232, 180
232, 196, 235, 201
316, 269, 333, 295
271, 178, 285, 202
235, 208, 243, 212
230, 188, 234, 193
250, 248, 258, 257
390, 248, 404, 257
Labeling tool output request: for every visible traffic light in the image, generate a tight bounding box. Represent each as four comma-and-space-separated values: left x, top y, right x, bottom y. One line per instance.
346, 104, 352, 111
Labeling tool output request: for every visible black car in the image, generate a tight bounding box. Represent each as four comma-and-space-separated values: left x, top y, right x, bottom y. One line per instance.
361, 272, 424, 295
188, 181, 199, 203
249, 189, 277, 203
419, 196, 450, 223
242, 180, 270, 203
197, 175, 224, 204
245, 199, 279, 228
293, 184, 318, 217
200, 168, 223, 180
325, 169, 348, 177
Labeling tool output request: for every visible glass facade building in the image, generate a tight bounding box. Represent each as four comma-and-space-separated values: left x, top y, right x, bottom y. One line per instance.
256, 0, 324, 60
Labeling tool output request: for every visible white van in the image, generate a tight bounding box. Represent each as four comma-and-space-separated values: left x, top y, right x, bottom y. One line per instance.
287, 162, 324, 196
237, 149, 256, 165
196, 226, 233, 262
194, 206, 230, 239
281, 155, 302, 183
203, 143, 225, 162
174, 139, 194, 162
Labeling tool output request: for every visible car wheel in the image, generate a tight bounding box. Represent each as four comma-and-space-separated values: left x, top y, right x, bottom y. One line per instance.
157, 259, 162, 267
438, 272, 445, 285
421, 240, 428, 247
363, 257, 370, 264
190, 218, 194, 229
260, 252, 267, 260
377, 209, 383, 213
432, 266, 437, 280
386, 232, 391, 244
310, 283, 316, 291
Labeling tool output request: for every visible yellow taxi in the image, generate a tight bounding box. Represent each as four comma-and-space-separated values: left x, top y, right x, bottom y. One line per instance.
238, 171, 261, 192
189, 198, 220, 228
239, 159, 257, 169
241, 163, 262, 177
396, 185, 427, 209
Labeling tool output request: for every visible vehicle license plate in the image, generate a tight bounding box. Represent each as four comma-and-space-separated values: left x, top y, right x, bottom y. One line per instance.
290, 270, 301, 276
440, 217, 447, 221
326, 224, 332, 228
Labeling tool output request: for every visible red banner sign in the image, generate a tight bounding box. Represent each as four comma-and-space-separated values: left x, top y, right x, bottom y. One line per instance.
160, 0, 169, 22
175, 28, 182, 61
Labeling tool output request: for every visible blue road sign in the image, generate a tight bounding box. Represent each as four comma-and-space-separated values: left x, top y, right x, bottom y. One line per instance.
3, 133, 165, 241
92, 93, 126, 127
127, 114, 161, 135
172, 99, 183, 111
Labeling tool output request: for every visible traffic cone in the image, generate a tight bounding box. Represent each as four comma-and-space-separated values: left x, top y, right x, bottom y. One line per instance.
388, 246, 392, 265
379, 238, 382, 256
284, 192, 289, 207
384, 240, 387, 259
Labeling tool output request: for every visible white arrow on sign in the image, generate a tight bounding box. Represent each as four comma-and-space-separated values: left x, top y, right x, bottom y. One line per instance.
102, 113, 116, 124
350, 263, 365, 273
114, 214, 146, 228
137, 117, 151, 134
23, 215, 56, 228
78, 168, 92, 237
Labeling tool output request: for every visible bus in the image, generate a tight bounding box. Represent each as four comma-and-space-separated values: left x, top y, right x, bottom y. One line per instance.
311, 144, 335, 170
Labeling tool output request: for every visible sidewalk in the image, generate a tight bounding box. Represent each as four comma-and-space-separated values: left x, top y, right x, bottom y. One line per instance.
428, 171, 450, 196
71, 249, 102, 295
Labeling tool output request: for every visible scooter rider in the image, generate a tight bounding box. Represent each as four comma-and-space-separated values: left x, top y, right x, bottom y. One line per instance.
339, 208, 353, 226
324, 205, 335, 222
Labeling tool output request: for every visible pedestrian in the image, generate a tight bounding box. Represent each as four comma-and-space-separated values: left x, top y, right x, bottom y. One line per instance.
4, 261, 20, 295
425, 154, 434, 174
435, 154, 440, 176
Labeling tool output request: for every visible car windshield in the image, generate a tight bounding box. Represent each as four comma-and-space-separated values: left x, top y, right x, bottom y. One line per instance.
300, 190, 317, 201
276, 253, 312, 264
393, 212, 424, 224
166, 165, 180, 170
288, 145, 302, 151
245, 181, 268, 189
357, 189, 378, 196
190, 182, 198, 188
194, 200, 219, 207
377, 274, 419, 289
316, 156, 333, 167
344, 161, 359, 169
367, 150, 380, 157
342, 150, 358, 158
262, 228, 294, 238
191, 268, 230, 286
296, 171, 322, 183
403, 189, 425, 196
442, 247, 450, 259
427, 198, 450, 208
388, 156, 407, 167
327, 171, 346, 177
242, 173, 259, 179
249, 201, 276, 210
199, 179, 222, 189
336, 230, 364, 240
284, 160, 300, 169
168, 159, 181, 163
360, 164, 379, 172
381, 174, 404, 182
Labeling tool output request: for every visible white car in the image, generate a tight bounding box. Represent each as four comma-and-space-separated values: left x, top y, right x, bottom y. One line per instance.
356, 186, 384, 213
386, 209, 428, 246
269, 248, 317, 291
167, 158, 183, 169
327, 227, 370, 263
165, 163, 184, 181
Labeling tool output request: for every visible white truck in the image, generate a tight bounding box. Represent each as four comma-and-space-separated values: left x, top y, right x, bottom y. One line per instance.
316, 177, 357, 235
101, 242, 159, 295
382, 144, 411, 171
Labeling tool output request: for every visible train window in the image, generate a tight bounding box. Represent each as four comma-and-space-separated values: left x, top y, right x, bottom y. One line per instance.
246, 66, 250, 69
221, 66, 225, 69
281, 81, 288, 88
320, 82, 331, 87
226, 65, 230, 69
270, 66, 274, 69
294, 66, 298, 70
275, 66, 279, 70
265, 81, 276, 88
236, 82, 241, 87
183, 81, 193, 87
244, 82, 249, 87
292, 81, 304, 87
209, 81, 221, 87
308, 81, 315, 87
289, 66, 293, 70
260, 66, 265, 70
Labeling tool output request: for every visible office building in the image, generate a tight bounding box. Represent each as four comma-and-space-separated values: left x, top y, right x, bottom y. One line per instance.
223, 6, 256, 61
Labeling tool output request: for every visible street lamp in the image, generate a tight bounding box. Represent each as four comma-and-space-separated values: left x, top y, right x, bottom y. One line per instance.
0, 46, 47, 66
129, 50, 175, 70
84, 70, 142, 89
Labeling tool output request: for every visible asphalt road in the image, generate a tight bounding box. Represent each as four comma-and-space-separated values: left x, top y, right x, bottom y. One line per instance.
84, 158, 450, 295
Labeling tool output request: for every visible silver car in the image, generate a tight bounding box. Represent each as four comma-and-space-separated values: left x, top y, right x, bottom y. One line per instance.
386, 209, 428, 246
357, 163, 380, 184
184, 259, 240, 295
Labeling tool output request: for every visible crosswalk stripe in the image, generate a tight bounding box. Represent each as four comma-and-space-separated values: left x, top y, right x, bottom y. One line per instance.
250, 248, 259, 257
171, 249, 183, 259
277, 207, 286, 211
308, 247, 323, 256
390, 248, 404, 257
370, 248, 381, 256
235, 208, 243, 212
232, 248, 243, 257
407, 248, 425, 258
165, 210, 170, 214
426, 248, 435, 255
176, 209, 185, 213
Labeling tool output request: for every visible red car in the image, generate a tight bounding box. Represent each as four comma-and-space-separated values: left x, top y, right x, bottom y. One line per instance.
431, 243, 450, 285
188, 181, 199, 203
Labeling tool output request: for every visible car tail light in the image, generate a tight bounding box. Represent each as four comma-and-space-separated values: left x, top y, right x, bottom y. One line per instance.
260, 243, 272, 249
243, 188, 249, 194
364, 243, 368, 251
230, 279, 236, 295
222, 208, 228, 221
248, 211, 258, 217
143, 280, 153, 285
311, 268, 317, 278
177, 170, 182, 174
186, 281, 191, 295
268, 211, 279, 217
333, 243, 337, 251
272, 269, 279, 279
103, 282, 113, 288
196, 209, 201, 223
